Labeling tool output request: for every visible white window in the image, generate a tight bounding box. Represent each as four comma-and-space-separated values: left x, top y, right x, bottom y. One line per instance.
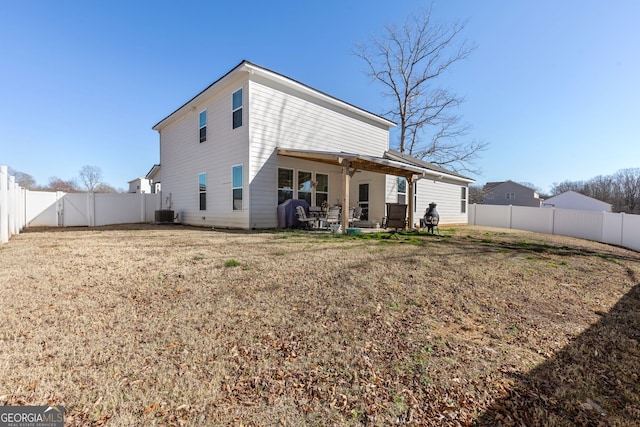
359, 183, 369, 221
461, 187, 467, 213
397, 177, 407, 204
315, 173, 328, 207
198, 173, 206, 210
232, 165, 243, 210
232, 89, 242, 129
506, 192, 515, 200
278, 168, 293, 205
297, 170, 312, 205
199, 110, 207, 143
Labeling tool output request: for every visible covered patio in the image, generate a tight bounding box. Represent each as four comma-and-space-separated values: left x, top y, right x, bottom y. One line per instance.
277, 148, 441, 233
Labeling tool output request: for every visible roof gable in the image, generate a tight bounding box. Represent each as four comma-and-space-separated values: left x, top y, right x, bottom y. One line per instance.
153, 60, 395, 131
484, 180, 538, 194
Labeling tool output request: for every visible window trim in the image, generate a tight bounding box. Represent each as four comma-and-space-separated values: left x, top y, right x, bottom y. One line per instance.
297, 170, 313, 205
461, 186, 467, 214
314, 172, 329, 207
397, 176, 407, 205
232, 164, 243, 211
199, 109, 207, 143
198, 172, 207, 211
232, 88, 243, 129
277, 167, 294, 205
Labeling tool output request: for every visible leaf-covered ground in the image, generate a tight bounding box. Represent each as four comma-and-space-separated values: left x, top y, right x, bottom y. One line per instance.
0, 224, 638, 426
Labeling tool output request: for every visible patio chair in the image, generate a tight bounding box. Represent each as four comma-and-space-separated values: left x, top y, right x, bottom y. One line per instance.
349, 206, 362, 227
324, 206, 341, 230
384, 203, 407, 231
295, 206, 318, 229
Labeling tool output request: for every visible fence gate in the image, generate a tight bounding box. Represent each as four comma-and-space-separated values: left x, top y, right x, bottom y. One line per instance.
58, 193, 91, 227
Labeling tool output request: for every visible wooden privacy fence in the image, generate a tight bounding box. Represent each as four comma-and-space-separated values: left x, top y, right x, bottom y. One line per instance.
1, 164, 162, 244
468, 204, 640, 252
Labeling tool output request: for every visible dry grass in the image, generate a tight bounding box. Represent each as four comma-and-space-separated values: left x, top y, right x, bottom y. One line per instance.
0, 224, 638, 426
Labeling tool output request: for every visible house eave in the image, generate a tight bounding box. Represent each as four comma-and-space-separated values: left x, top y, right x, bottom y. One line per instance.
383, 150, 475, 183
277, 148, 455, 179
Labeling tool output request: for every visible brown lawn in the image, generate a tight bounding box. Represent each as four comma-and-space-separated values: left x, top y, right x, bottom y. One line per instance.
0, 224, 638, 426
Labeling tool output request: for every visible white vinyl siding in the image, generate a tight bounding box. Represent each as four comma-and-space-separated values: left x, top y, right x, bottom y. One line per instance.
158, 75, 250, 228
385, 176, 468, 225
247, 77, 391, 227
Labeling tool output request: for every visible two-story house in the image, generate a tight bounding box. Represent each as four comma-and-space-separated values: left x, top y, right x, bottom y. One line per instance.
152, 60, 473, 230
481, 180, 542, 207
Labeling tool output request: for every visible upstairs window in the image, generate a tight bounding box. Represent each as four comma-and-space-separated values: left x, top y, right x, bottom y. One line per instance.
199, 110, 207, 143
199, 173, 207, 210
505, 192, 515, 200
232, 88, 243, 129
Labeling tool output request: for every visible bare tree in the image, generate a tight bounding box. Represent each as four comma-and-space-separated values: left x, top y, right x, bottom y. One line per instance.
79, 165, 103, 192
468, 184, 485, 204
47, 177, 79, 192
8, 167, 36, 189
354, 5, 487, 173
586, 175, 616, 205
615, 168, 640, 214
94, 183, 118, 193
550, 180, 587, 196
550, 169, 640, 214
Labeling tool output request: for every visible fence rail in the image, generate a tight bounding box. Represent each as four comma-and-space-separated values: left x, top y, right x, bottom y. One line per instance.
469, 204, 640, 252
1, 164, 161, 244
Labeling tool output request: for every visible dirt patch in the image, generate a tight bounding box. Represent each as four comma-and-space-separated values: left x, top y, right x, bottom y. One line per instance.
1, 225, 638, 425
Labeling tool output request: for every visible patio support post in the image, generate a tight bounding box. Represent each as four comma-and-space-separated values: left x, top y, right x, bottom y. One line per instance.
341, 159, 350, 234
407, 174, 415, 230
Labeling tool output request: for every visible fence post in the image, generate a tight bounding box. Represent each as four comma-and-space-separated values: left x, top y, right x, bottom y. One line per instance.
0, 165, 8, 244
20, 187, 26, 231
87, 192, 95, 227
508, 205, 513, 229
620, 212, 625, 248
140, 193, 146, 223
9, 175, 17, 237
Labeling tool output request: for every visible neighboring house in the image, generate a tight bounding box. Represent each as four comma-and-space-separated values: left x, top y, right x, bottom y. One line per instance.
128, 177, 152, 194
152, 60, 473, 230
542, 190, 612, 212
481, 180, 542, 207
146, 164, 161, 193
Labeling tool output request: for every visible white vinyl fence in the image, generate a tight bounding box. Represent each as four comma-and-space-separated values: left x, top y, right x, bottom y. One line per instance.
1, 164, 162, 244
0, 165, 27, 244
26, 191, 161, 227
469, 204, 640, 252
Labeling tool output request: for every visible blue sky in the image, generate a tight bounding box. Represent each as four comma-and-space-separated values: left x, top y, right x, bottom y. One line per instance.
1, 1, 638, 193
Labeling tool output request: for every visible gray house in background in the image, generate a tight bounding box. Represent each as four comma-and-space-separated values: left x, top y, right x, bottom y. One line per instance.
481, 180, 542, 207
